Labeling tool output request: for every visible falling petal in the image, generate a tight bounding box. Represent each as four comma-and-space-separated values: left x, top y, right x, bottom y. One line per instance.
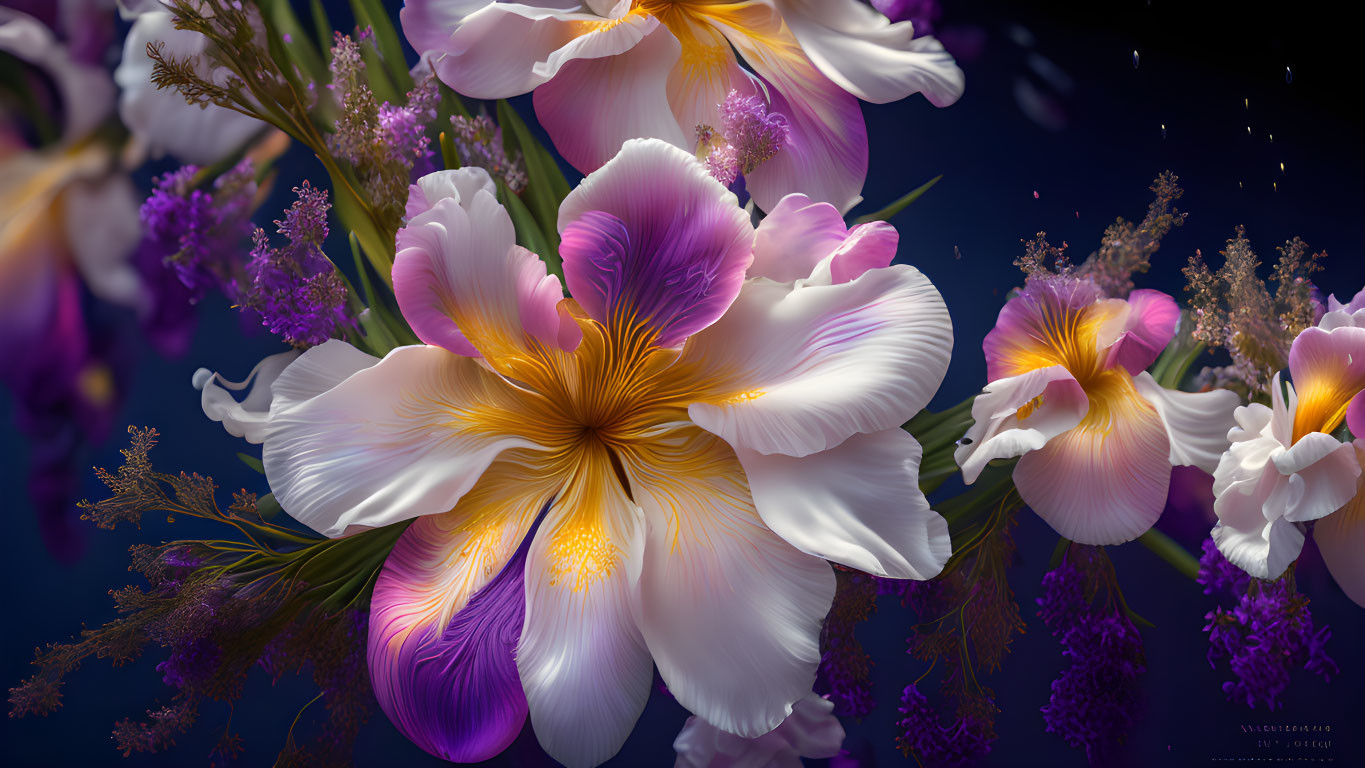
1131, 49, 1139, 68
1285, 66, 1293, 84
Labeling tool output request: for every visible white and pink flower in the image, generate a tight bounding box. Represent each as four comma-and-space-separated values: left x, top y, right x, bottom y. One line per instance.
199, 138, 953, 766
1211, 289, 1365, 605
400, 0, 965, 213
955, 276, 1240, 545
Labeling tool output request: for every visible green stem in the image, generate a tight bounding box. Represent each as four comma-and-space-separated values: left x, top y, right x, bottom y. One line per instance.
1136, 528, 1200, 580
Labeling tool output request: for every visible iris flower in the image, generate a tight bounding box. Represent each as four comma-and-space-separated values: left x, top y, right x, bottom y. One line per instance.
400, 0, 964, 212
199, 139, 952, 766
956, 276, 1239, 544
1211, 289, 1365, 606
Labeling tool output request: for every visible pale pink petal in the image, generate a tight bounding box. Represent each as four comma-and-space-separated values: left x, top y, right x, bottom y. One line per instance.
775, 0, 965, 105
1350, 391, 1365, 439
1286, 325, 1365, 437
683, 264, 951, 457
749, 194, 849, 282
557, 139, 752, 346
409, 2, 648, 100
1014, 373, 1172, 544
368, 460, 556, 762
1316, 444, 1365, 608
1099, 289, 1180, 375
624, 428, 835, 738
517, 444, 651, 768
739, 427, 949, 579
395, 168, 579, 360
1131, 372, 1240, 472
982, 276, 1107, 381
673, 692, 844, 768
0, 7, 113, 140
263, 345, 545, 537
533, 19, 689, 173
955, 365, 1088, 483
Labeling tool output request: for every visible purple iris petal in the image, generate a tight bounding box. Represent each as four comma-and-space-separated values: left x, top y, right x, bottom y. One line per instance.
367, 517, 536, 762
561, 208, 744, 347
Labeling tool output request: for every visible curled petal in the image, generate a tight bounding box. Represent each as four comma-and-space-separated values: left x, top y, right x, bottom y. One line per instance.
776, 0, 965, 105
264, 345, 544, 537
1098, 289, 1180, 375
1267, 432, 1360, 522
1014, 372, 1172, 544
1131, 371, 1239, 472
0, 8, 113, 141
625, 428, 835, 738
558, 139, 753, 346
673, 692, 844, 768
193, 349, 303, 444
518, 443, 651, 768
956, 364, 1088, 483
750, 193, 898, 285
684, 264, 951, 457
1211, 517, 1304, 581
739, 427, 949, 579
395, 168, 579, 360
368, 460, 555, 762
410, 2, 653, 100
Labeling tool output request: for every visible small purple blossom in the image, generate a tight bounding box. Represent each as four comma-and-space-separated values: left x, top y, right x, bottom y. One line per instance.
816, 570, 877, 717
1199, 539, 1337, 710
236, 183, 352, 347
139, 161, 256, 299
894, 684, 993, 768
697, 90, 789, 188
449, 114, 528, 192
1037, 551, 1145, 765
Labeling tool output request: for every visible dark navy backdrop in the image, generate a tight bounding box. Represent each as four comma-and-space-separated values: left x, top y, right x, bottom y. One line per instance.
4, 1, 1362, 765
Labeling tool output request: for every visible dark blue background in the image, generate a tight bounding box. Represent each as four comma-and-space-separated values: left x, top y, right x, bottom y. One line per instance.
4, 1, 1363, 765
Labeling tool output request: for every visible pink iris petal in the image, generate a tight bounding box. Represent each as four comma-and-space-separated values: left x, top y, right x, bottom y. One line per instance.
982, 276, 1106, 381
367, 511, 540, 763
1316, 444, 1365, 608
558, 139, 753, 346
1101, 289, 1179, 375
1348, 391, 1365, 439
394, 168, 579, 359
749, 193, 897, 284
532, 20, 687, 174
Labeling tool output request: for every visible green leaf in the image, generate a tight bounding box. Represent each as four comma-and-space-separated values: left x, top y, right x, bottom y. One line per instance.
309, 0, 333, 63
496, 100, 570, 252
440, 130, 459, 171
349, 0, 414, 93
237, 452, 265, 475
259, 0, 326, 83
255, 492, 283, 520
852, 174, 943, 225
499, 182, 562, 282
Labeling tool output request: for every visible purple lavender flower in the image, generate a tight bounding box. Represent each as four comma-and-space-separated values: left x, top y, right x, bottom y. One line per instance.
236, 183, 352, 347
1199, 540, 1337, 710
139, 161, 257, 299
717, 90, 789, 176
894, 684, 993, 767
1037, 553, 1146, 764
817, 570, 877, 717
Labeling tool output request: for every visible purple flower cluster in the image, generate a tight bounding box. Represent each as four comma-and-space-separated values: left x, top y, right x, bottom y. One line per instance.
894, 684, 993, 768
1198, 540, 1337, 710
697, 90, 789, 188
140, 162, 256, 298
816, 570, 878, 717
236, 183, 352, 347
1037, 554, 1145, 765
449, 114, 528, 193
137, 161, 257, 353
